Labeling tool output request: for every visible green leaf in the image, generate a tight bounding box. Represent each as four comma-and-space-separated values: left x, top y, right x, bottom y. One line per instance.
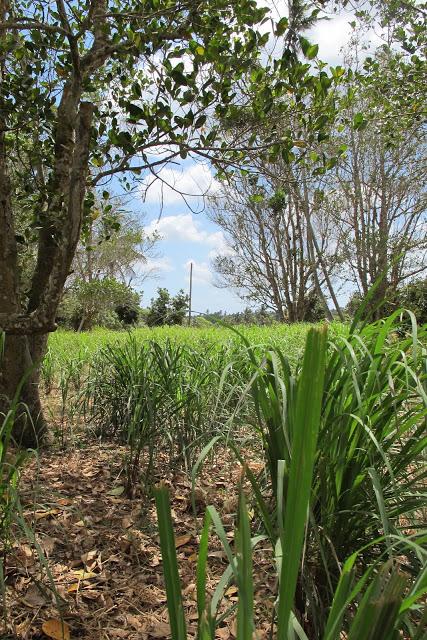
276, 326, 328, 637
300, 37, 318, 59
353, 112, 366, 130
275, 17, 288, 36
154, 484, 187, 640
196, 511, 211, 627
171, 69, 189, 87
195, 115, 207, 128
236, 491, 254, 640
249, 194, 264, 203
306, 44, 319, 59
347, 565, 407, 640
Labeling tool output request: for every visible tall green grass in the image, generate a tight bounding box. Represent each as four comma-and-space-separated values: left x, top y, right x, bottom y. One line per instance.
81, 336, 249, 492
42, 322, 346, 450
156, 316, 427, 638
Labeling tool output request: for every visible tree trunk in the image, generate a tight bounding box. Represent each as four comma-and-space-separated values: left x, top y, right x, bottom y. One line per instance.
0, 333, 48, 447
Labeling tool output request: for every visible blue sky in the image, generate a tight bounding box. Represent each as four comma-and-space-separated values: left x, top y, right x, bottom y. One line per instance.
120, 5, 381, 312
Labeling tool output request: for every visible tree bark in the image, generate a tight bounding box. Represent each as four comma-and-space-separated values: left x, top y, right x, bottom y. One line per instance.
0, 334, 48, 447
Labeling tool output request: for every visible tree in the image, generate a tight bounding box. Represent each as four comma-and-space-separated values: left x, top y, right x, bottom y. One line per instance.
3, 0, 326, 444
146, 288, 171, 327
321, 51, 427, 314
209, 161, 340, 322
169, 289, 189, 326
58, 203, 158, 329
58, 278, 141, 331
347, 278, 427, 325
73, 203, 160, 287
146, 288, 188, 327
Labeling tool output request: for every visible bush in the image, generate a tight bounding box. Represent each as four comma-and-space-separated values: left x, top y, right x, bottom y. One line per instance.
190, 314, 427, 637
392, 278, 427, 324
58, 277, 140, 330
155, 320, 427, 639
146, 288, 189, 327
302, 289, 326, 322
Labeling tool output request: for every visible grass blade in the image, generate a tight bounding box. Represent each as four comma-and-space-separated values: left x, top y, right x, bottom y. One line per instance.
154, 483, 187, 640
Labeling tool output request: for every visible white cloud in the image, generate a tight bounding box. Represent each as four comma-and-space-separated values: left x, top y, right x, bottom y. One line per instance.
136, 256, 174, 275
185, 259, 213, 285
309, 14, 354, 65
145, 213, 227, 256
308, 14, 383, 65
142, 163, 220, 207
257, 0, 384, 66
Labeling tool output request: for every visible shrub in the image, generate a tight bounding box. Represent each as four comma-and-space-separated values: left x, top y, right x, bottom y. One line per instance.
347, 278, 427, 324
58, 277, 140, 330
146, 288, 189, 327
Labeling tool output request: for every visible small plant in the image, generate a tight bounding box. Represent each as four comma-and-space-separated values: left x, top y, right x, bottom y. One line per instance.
82, 336, 240, 494
0, 391, 28, 553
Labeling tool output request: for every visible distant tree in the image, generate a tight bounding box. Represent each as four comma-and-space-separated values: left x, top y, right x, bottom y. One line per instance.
325, 62, 427, 315
209, 168, 337, 322
72, 205, 159, 287
146, 288, 171, 327
146, 288, 189, 327
169, 290, 189, 326
347, 278, 427, 326
59, 204, 156, 330
396, 279, 427, 325
59, 278, 140, 331
203, 306, 276, 325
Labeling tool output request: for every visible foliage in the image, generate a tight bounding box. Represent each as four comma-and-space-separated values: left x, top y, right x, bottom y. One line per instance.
81, 337, 237, 492
58, 277, 140, 331
389, 278, 427, 325
1, 0, 345, 445
203, 306, 276, 325
155, 322, 427, 639
209, 100, 343, 322
1, 0, 342, 340
43, 322, 345, 391
73, 206, 160, 287
41, 322, 343, 458
347, 278, 427, 324
146, 288, 189, 327
302, 289, 326, 322
192, 314, 427, 636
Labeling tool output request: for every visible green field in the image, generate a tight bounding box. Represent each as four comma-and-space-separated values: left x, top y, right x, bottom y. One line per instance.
3, 317, 426, 638
46, 321, 347, 373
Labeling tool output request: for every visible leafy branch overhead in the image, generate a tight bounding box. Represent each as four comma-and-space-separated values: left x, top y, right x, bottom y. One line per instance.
0, 0, 344, 340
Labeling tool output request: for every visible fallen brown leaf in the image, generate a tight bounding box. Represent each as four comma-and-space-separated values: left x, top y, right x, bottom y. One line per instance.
175, 534, 192, 548
41, 618, 71, 640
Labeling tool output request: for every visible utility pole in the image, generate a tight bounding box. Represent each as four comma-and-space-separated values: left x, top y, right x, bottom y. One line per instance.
188, 261, 193, 326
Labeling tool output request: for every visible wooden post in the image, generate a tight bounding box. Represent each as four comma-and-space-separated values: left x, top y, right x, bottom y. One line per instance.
188, 261, 193, 326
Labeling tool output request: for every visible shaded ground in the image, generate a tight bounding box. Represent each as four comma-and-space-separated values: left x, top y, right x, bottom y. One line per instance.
2, 443, 273, 640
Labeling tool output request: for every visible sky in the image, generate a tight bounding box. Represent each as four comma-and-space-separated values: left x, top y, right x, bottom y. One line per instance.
123, 5, 382, 313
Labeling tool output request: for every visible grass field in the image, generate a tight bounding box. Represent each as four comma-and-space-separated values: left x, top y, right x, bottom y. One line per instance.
46, 321, 347, 378
3, 317, 426, 639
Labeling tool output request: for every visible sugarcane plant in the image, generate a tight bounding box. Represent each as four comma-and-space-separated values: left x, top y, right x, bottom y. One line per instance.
155, 324, 427, 639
